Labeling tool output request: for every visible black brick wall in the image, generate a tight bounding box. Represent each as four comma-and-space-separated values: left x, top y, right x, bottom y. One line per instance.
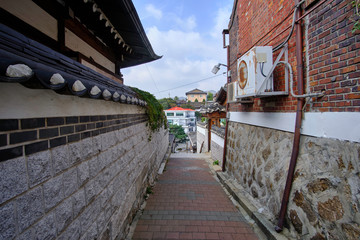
0, 114, 148, 162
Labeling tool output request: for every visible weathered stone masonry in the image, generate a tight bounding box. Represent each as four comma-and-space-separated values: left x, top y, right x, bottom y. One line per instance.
0, 110, 168, 240
225, 121, 360, 239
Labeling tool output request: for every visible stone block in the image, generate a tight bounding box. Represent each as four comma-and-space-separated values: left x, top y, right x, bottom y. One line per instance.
318, 196, 344, 221
0, 157, 28, 204
16, 186, 44, 233
86, 221, 98, 240
100, 133, 112, 151
85, 177, 101, 205
27, 151, 51, 187
16, 228, 33, 240
33, 212, 56, 240
43, 174, 64, 212
68, 141, 82, 166
57, 219, 80, 240
72, 188, 86, 217
55, 197, 73, 233
77, 161, 90, 187
63, 167, 78, 197
81, 138, 95, 160
88, 155, 101, 178
79, 200, 98, 235
0, 202, 16, 239
51, 145, 70, 174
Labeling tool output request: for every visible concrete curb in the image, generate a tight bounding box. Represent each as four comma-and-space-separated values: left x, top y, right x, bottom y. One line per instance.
216, 172, 289, 240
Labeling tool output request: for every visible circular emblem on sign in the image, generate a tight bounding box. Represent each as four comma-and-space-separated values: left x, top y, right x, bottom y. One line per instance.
238, 60, 248, 89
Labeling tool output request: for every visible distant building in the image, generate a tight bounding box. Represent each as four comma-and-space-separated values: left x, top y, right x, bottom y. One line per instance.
185, 88, 207, 102
164, 107, 196, 133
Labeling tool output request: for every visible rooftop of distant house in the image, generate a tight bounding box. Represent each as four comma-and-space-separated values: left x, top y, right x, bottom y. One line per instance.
165, 107, 195, 111
185, 88, 207, 95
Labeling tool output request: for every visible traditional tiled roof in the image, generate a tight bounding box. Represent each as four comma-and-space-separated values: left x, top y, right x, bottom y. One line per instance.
198, 102, 226, 114
0, 24, 146, 106
165, 107, 195, 111
185, 88, 207, 95
215, 86, 227, 105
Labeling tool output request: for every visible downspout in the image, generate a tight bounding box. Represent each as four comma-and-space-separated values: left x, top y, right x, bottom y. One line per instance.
222, 29, 230, 171
275, 0, 305, 232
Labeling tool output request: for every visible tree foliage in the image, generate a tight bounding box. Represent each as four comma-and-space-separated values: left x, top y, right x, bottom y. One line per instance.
169, 124, 187, 142
179, 103, 194, 109
158, 98, 176, 110
207, 92, 214, 101
130, 87, 167, 132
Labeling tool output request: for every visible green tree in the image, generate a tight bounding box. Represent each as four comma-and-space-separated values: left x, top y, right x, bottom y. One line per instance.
180, 103, 194, 109
158, 98, 176, 110
174, 96, 179, 101
169, 124, 187, 142
202, 99, 205, 103
195, 98, 198, 102
207, 92, 213, 101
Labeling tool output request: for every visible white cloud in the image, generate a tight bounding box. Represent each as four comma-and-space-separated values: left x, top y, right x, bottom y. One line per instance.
145, 4, 162, 20
174, 15, 197, 31
123, 3, 232, 99
210, 5, 232, 38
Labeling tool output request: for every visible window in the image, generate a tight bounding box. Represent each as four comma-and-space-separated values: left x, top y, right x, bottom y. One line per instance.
167, 112, 174, 116
191, 95, 194, 97
168, 120, 173, 124
176, 112, 184, 116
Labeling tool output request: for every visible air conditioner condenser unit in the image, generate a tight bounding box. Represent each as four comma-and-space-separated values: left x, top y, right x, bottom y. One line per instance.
237, 46, 273, 97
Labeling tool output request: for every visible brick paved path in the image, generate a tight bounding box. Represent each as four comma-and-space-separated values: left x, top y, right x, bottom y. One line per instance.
132, 157, 259, 240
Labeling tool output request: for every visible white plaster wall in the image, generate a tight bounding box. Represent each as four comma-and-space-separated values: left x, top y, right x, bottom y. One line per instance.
229, 111, 360, 143
211, 132, 224, 147
197, 125, 206, 135
0, 83, 144, 118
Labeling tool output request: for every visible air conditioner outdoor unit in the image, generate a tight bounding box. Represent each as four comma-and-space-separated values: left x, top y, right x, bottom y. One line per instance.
236, 46, 273, 98
227, 82, 238, 102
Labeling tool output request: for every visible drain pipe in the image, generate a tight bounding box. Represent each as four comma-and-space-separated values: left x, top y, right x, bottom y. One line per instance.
222, 29, 230, 171
275, 0, 305, 232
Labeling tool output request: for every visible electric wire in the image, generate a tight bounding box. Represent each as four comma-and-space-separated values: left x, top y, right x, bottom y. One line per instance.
154, 73, 225, 94
273, 0, 305, 52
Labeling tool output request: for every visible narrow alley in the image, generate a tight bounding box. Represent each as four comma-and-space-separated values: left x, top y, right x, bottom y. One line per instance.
130, 153, 262, 240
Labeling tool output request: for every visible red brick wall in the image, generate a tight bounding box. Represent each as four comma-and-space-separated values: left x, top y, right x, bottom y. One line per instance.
228, 0, 359, 112
308, 0, 360, 112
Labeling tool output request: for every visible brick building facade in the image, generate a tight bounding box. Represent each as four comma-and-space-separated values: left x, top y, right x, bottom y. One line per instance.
223, 0, 360, 239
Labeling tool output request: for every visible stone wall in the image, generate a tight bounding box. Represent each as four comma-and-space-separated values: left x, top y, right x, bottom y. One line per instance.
225, 121, 360, 240
0, 85, 169, 240
196, 123, 207, 153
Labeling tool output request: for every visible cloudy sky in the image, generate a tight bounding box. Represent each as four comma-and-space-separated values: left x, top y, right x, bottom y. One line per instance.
122, 0, 234, 99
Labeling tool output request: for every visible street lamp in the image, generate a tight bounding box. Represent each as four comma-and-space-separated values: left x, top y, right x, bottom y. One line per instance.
211, 63, 227, 74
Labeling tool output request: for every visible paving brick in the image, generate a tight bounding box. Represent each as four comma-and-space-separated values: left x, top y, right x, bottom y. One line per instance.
133, 157, 259, 239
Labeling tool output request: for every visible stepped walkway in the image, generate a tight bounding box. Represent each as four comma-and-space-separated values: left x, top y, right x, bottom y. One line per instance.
131, 153, 260, 240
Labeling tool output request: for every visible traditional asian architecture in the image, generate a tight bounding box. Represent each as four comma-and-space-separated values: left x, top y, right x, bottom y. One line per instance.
197, 102, 226, 165
0, 1, 168, 239
220, 0, 360, 239
185, 88, 207, 102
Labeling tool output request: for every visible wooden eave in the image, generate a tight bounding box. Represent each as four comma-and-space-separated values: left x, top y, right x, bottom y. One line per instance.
65, 0, 161, 68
